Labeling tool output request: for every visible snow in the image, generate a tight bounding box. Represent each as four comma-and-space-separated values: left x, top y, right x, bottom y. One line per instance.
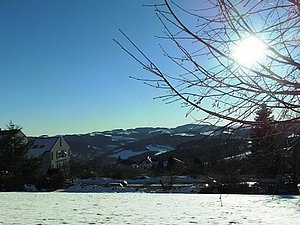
201, 131, 215, 136
288, 133, 298, 138
111, 136, 137, 142
109, 130, 136, 136
146, 144, 174, 155
172, 133, 196, 137
149, 129, 171, 134
27, 137, 58, 158
87, 145, 101, 150
222, 130, 233, 134
98, 133, 112, 138
224, 151, 251, 160
104, 144, 118, 149
111, 145, 174, 159
0, 192, 299, 224
112, 149, 147, 158
88, 132, 105, 136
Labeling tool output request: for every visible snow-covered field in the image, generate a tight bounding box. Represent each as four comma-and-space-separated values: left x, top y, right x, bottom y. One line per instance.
112, 149, 147, 158
0, 193, 299, 224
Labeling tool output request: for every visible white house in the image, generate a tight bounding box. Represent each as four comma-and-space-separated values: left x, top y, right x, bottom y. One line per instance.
27, 136, 70, 173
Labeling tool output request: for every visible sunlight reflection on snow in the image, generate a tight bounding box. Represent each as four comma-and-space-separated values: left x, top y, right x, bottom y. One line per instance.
0, 193, 299, 224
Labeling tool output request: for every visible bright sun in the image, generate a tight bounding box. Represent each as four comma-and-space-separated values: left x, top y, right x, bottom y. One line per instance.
232, 36, 267, 67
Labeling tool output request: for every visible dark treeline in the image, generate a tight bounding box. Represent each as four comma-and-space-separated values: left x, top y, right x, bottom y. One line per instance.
1, 107, 300, 194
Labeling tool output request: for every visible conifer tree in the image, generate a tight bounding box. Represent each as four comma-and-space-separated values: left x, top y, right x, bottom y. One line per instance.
250, 104, 282, 176
250, 104, 276, 155
0, 123, 40, 190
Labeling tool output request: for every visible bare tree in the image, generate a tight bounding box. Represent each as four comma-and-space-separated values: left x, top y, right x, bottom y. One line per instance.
115, 0, 300, 128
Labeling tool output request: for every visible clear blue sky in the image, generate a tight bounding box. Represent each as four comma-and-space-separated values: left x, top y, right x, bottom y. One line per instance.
0, 0, 194, 136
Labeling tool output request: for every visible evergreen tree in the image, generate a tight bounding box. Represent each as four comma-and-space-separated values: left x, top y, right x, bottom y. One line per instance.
0, 123, 41, 190
250, 104, 282, 176
250, 104, 276, 154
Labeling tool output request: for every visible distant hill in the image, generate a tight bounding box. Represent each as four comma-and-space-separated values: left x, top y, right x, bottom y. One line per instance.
59, 124, 251, 162
152, 137, 249, 164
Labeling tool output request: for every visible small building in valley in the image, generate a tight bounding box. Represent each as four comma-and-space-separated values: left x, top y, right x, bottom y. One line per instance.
139, 156, 154, 171
116, 159, 139, 170
27, 136, 71, 173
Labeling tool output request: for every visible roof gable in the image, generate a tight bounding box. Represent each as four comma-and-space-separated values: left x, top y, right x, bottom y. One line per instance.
27, 137, 59, 157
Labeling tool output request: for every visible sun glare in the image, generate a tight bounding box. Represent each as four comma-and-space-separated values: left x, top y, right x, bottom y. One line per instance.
232, 36, 266, 67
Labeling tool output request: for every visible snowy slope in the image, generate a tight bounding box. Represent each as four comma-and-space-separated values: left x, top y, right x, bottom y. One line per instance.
62, 124, 250, 160
0, 193, 299, 225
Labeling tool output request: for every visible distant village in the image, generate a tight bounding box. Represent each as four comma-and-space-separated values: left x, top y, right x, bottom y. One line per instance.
0, 127, 194, 192
0, 119, 300, 194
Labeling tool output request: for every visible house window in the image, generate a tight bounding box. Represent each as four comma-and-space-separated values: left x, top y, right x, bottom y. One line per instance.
39, 145, 45, 148
32, 145, 38, 149
56, 150, 66, 159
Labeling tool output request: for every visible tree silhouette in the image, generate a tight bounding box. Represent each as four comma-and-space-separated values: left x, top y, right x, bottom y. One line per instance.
0, 123, 40, 190
116, 0, 300, 128
249, 104, 283, 176
250, 104, 276, 155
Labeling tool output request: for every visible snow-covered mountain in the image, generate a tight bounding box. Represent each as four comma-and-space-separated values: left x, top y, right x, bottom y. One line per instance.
62, 124, 250, 161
